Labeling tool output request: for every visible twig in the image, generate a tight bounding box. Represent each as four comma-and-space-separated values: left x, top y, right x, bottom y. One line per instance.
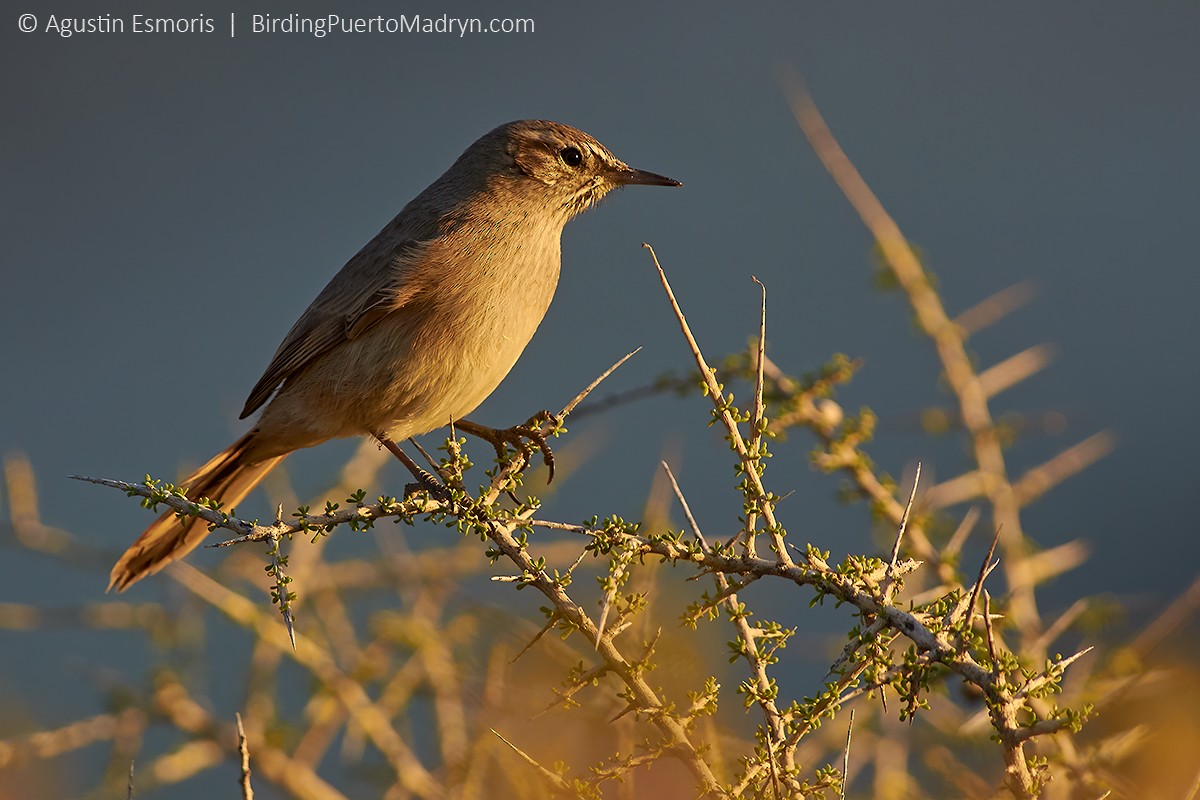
779, 65, 1040, 633
840, 709, 855, 800
490, 729, 580, 797
750, 277, 767, 443
163, 563, 442, 798
977, 344, 1056, 399
885, 462, 922, 598
953, 280, 1037, 336
534, 662, 611, 719
595, 548, 633, 647
965, 527, 1003, 631
661, 460, 796, 789
71, 474, 430, 548
236, 713, 254, 800
943, 507, 981, 559
1183, 763, 1200, 800
1012, 432, 1116, 506
562, 347, 642, 417
645, 243, 791, 565
1131, 572, 1200, 657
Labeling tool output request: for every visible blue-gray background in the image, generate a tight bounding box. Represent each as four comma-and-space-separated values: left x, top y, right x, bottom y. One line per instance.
2, 0, 1198, 795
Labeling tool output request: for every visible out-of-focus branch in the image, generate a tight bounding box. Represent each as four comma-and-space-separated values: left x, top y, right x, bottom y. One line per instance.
780, 68, 1039, 635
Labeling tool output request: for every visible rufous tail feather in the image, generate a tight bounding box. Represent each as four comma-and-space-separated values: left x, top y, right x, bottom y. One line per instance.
109, 432, 285, 592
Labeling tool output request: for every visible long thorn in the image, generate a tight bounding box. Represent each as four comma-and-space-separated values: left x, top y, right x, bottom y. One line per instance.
887, 462, 922, 578
840, 708, 855, 800
966, 526, 1003, 629
661, 461, 707, 547
560, 348, 642, 418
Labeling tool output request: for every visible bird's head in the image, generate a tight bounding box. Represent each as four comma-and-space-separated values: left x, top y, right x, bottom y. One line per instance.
470, 120, 681, 221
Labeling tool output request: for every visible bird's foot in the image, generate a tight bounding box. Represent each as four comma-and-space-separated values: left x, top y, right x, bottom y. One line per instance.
456, 411, 561, 483
401, 469, 452, 503
375, 434, 451, 501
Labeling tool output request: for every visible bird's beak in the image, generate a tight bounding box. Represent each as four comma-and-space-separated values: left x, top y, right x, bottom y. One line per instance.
611, 166, 682, 187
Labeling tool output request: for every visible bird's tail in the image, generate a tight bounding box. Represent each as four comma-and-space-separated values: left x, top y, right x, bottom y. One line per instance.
109, 432, 286, 592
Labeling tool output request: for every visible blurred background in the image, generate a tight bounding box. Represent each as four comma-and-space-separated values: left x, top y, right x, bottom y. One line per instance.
3, 1, 1198, 797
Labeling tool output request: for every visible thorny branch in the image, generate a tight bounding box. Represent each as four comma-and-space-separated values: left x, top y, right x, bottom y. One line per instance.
33, 84, 1133, 800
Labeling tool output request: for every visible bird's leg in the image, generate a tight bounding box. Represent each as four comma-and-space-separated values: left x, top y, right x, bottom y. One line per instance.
455, 411, 561, 483
375, 434, 449, 499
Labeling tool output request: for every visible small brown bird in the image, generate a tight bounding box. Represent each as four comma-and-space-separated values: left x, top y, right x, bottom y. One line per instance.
110, 119, 679, 591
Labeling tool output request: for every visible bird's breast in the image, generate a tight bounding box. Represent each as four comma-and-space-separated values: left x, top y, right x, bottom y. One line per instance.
377, 223, 563, 435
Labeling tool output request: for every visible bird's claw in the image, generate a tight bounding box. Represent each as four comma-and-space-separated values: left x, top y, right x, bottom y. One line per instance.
457, 411, 561, 483
402, 467, 451, 502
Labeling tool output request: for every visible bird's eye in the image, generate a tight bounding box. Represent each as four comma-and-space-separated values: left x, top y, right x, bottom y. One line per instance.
559, 146, 583, 167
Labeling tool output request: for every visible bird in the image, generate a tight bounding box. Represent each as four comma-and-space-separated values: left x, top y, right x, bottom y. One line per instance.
109, 119, 680, 591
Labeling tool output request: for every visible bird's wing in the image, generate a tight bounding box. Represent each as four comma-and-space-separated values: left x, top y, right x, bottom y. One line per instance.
239, 239, 427, 419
